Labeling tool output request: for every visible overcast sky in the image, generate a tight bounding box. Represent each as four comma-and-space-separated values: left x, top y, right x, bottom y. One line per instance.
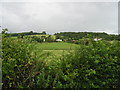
0, 1, 118, 34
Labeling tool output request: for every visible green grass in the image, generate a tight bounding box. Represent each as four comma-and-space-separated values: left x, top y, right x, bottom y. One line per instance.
30, 34, 56, 38
30, 34, 50, 37
30, 42, 78, 65
10, 37, 17, 39
33, 42, 79, 50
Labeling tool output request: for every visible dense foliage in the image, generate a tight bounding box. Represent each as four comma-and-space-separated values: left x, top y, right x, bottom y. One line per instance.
8, 31, 47, 37
2, 36, 120, 88
2, 38, 45, 88
55, 32, 120, 41
59, 40, 120, 88
31, 40, 120, 88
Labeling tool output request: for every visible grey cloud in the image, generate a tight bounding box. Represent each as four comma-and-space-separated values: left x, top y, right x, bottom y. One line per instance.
1, 2, 118, 34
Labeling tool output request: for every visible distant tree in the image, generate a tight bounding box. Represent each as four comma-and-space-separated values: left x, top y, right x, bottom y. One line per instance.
29, 31, 33, 35
42, 31, 46, 35
18, 33, 25, 38
56, 35, 61, 39
45, 35, 55, 42
41, 36, 46, 39
2, 28, 8, 34
48, 35, 51, 38
31, 36, 43, 42
2, 28, 9, 38
86, 34, 92, 38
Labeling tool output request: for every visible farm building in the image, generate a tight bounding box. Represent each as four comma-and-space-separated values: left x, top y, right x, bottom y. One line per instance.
56, 39, 62, 42
43, 39, 46, 42
94, 38, 102, 41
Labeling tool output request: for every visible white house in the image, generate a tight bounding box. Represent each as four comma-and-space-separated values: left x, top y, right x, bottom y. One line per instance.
56, 39, 62, 42
43, 39, 45, 42
94, 38, 102, 41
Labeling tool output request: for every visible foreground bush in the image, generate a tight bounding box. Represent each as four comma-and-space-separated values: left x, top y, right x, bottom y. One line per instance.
2, 38, 45, 88
2, 38, 120, 88
59, 40, 120, 88
28, 40, 120, 88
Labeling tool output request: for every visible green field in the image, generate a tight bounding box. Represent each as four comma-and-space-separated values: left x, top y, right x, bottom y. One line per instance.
30, 42, 79, 64
33, 42, 80, 50
30, 34, 56, 39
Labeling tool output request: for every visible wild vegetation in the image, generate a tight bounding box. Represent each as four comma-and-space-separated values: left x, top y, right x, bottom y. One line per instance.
55, 32, 120, 41
1, 29, 120, 88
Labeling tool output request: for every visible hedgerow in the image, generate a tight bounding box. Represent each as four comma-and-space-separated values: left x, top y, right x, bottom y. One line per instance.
2, 38, 120, 88
2, 38, 45, 88
59, 40, 120, 88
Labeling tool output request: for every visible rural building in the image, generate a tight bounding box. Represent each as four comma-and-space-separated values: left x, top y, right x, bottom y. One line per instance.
56, 39, 62, 42
94, 38, 102, 41
43, 39, 46, 42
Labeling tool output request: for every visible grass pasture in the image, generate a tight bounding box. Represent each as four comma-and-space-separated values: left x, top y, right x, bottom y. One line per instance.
33, 42, 80, 50
30, 34, 56, 39
30, 42, 79, 64
30, 34, 50, 37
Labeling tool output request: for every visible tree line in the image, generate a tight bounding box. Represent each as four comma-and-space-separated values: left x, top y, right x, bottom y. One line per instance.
55, 32, 120, 41
1, 28, 46, 37
1, 28, 120, 41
